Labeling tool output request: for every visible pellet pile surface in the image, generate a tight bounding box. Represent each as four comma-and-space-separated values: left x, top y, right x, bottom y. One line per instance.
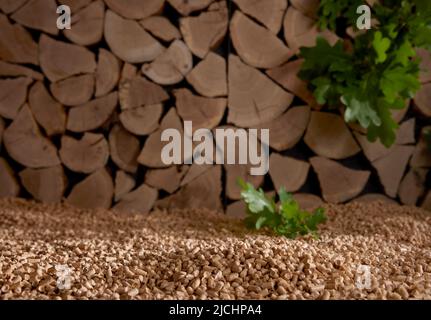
0, 198, 430, 300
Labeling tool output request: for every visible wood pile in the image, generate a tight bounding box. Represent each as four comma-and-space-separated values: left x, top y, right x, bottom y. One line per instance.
0, 0, 429, 215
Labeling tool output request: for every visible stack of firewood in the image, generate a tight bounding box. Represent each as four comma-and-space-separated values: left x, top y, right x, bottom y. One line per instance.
0, 0, 429, 215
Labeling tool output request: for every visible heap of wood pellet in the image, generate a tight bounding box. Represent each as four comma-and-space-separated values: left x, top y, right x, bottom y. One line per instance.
0, 198, 430, 300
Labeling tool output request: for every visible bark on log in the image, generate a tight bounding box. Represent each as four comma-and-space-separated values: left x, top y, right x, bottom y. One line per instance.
140, 16, 181, 42
168, 0, 214, 16
114, 170, 135, 202
0, 61, 43, 80
145, 165, 189, 193
50, 74, 95, 107
95, 48, 120, 98
113, 184, 158, 214
0, 77, 32, 119
398, 168, 428, 206
119, 76, 168, 110
119, 104, 162, 136
104, 0, 164, 20
0, 157, 20, 198
109, 124, 140, 174
11, 0, 58, 35
269, 153, 309, 192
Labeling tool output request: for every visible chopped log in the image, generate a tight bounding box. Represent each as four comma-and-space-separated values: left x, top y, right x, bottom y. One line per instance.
64, 0, 105, 46
140, 16, 181, 42
114, 170, 135, 202
120, 63, 137, 83
95, 48, 120, 98
66, 91, 118, 132
353, 193, 398, 205
168, 0, 214, 16
104, 10, 164, 63
304, 112, 360, 160
230, 10, 292, 69
395, 118, 415, 145
0, 77, 33, 119
267, 59, 318, 108
392, 102, 409, 123
228, 54, 293, 127
290, 0, 319, 18
413, 82, 431, 117
66, 167, 114, 209
60, 133, 109, 174
174, 88, 226, 131
179, 1, 228, 58
39, 35, 96, 82
180, 163, 211, 186
142, 40, 193, 85
50, 74, 94, 107
226, 200, 246, 219
0, 61, 43, 80
105, 0, 164, 20
0, 158, 20, 198
410, 128, 431, 168
421, 191, 431, 211
28, 82, 66, 136
398, 168, 428, 206
354, 132, 393, 162
119, 76, 168, 110
417, 48, 431, 83
293, 193, 324, 211
372, 145, 414, 198
233, 0, 287, 34
145, 166, 189, 193
58, 0, 91, 12
310, 156, 370, 203
113, 184, 158, 214
11, 0, 58, 35
225, 164, 264, 200
255, 106, 310, 151
109, 124, 140, 174
0, 0, 29, 14
0, 13, 38, 65
19, 165, 66, 203
269, 153, 310, 192
119, 104, 162, 136
186, 52, 227, 98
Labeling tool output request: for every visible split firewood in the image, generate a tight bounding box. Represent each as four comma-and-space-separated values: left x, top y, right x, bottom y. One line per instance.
398, 168, 428, 206
104, 10, 164, 63
417, 48, 431, 83
255, 106, 310, 151
372, 145, 414, 198
354, 132, 393, 162
142, 40, 193, 85
230, 11, 292, 69
109, 124, 140, 174
50, 74, 95, 107
228, 54, 293, 127
233, 0, 287, 34
66, 167, 114, 209
58, 0, 91, 12
395, 118, 416, 145
168, 0, 214, 16
39, 35, 96, 82
186, 52, 227, 98
225, 164, 264, 200
310, 156, 370, 203
95, 49, 121, 98
145, 166, 189, 193
353, 193, 398, 205
293, 193, 323, 211
66, 91, 118, 132
180, 163, 211, 186
64, 0, 105, 46
305, 112, 360, 160
105, 0, 164, 20
11, 0, 58, 35
226, 200, 246, 219
113, 184, 158, 214
28, 82, 66, 136
413, 82, 431, 117
0, 13, 38, 65
0, 77, 33, 119
0, 158, 20, 198
0, 61, 43, 80
422, 192, 431, 211
180, 1, 228, 58
119, 104, 163, 136
0, 0, 29, 14
269, 153, 310, 192
60, 133, 109, 174
290, 0, 319, 18
114, 170, 135, 202
120, 63, 137, 83
392, 102, 409, 124
140, 16, 181, 42
119, 76, 168, 110
19, 165, 66, 203
410, 128, 431, 168
174, 88, 226, 131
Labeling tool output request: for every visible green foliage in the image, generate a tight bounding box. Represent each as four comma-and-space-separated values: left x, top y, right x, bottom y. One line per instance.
238, 179, 327, 239
299, 0, 431, 147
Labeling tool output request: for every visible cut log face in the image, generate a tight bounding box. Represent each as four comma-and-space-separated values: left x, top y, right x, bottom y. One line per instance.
0, 61, 43, 80
230, 11, 292, 69
226, 200, 246, 219
352, 193, 398, 205
39, 35, 97, 82
66, 91, 118, 132
168, 0, 214, 16
228, 54, 293, 127
417, 48, 431, 83
0, 158, 20, 198
113, 184, 158, 214
11, 0, 58, 35
66, 167, 114, 209
413, 82, 431, 117
310, 156, 370, 203
142, 40, 193, 85
105, 0, 164, 20
186, 52, 227, 98
140, 16, 181, 42
95, 48, 120, 98
354, 132, 392, 162
50, 74, 95, 107
180, 1, 228, 58
0, 77, 33, 119
410, 134, 431, 168
180, 163, 211, 186
60, 133, 109, 174
293, 193, 323, 211
269, 153, 309, 192
19, 165, 66, 203
104, 10, 164, 63
145, 165, 189, 193
64, 0, 105, 46
290, 0, 319, 18
119, 104, 162, 136
0, 0, 29, 14
109, 124, 140, 174
28, 82, 66, 136
119, 76, 168, 110
304, 112, 360, 160
3, 104, 60, 168
0, 13, 38, 65
396, 118, 415, 145
58, 0, 91, 12
225, 164, 264, 200
398, 168, 428, 206
114, 170, 135, 202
